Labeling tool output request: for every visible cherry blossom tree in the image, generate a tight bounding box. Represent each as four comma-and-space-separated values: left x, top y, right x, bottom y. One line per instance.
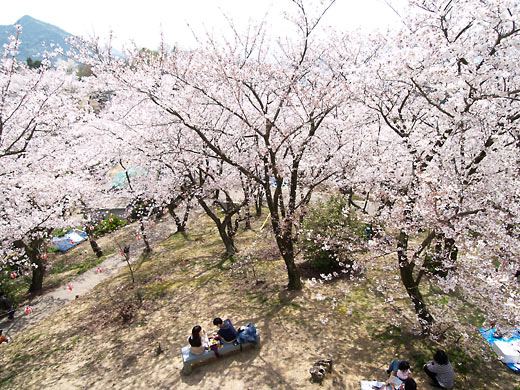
0, 26, 89, 292
64, 0, 519, 339
71, 0, 368, 290
94, 81, 251, 256
347, 0, 520, 333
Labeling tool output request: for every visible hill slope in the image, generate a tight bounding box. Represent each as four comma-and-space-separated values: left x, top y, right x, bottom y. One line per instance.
0, 15, 72, 61
0, 212, 518, 389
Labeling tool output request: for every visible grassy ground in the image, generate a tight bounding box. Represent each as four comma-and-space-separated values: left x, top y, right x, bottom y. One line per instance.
0, 211, 518, 390
2, 221, 144, 306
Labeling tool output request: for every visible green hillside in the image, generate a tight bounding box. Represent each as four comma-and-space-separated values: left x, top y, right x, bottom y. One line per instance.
0, 15, 72, 61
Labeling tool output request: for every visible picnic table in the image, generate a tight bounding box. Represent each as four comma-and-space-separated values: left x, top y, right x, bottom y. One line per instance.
181, 329, 260, 375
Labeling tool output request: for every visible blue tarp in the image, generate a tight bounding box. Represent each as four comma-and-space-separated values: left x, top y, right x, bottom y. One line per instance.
479, 328, 520, 372
269, 178, 288, 187
52, 229, 88, 253
110, 167, 147, 188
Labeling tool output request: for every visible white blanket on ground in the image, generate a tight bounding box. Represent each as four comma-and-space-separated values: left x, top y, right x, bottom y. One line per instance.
360, 381, 387, 390
360, 376, 402, 390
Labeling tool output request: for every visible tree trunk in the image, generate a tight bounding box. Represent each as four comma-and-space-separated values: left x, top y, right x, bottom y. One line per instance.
167, 193, 193, 234
181, 198, 193, 232
29, 256, 45, 293
140, 221, 151, 253
197, 197, 238, 258
168, 197, 186, 233
89, 239, 104, 258
218, 223, 237, 258
85, 226, 103, 258
428, 235, 458, 277
264, 176, 303, 291
244, 197, 252, 230
255, 189, 263, 217
240, 176, 253, 230
397, 231, 434, 333
171, 210, 186, 233
444, 237, 458, 262
122, 246, 135, 284
24, 238, 46, 293
268, 195, 302, 290
171, 197, 193, 234
400, 262, 434, 333
276, 233, 302, 290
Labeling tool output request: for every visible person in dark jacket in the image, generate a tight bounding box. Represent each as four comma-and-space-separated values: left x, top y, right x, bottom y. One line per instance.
213, 317, 238, 343
0, 291, 14, 320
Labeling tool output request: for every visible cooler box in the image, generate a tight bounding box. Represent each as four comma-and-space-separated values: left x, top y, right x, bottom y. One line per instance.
492, 340, 520, 364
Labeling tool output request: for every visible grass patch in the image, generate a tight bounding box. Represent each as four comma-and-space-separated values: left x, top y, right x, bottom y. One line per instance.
0, 372, 18, 386
142, 280, 179, 300
50, 251, 112, 276
246, 291, 269, 304
0, 275, 31, 306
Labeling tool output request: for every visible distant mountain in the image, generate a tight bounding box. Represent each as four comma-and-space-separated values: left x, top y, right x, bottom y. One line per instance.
0, 15, 73, 62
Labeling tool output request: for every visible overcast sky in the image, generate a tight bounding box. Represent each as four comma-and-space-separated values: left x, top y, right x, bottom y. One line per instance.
2, 0, 405, 50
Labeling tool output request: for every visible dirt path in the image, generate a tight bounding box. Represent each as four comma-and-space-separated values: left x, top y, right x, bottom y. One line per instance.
0, 217, 178, 338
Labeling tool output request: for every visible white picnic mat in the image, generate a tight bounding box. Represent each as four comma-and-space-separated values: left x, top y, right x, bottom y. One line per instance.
360, 381, 387, 390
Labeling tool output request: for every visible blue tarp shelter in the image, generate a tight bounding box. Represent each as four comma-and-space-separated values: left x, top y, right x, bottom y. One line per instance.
52, 229, 88, 253
479, 328, 520, 372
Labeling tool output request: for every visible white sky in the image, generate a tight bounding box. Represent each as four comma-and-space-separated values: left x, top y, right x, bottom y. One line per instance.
1, 0, 405, 50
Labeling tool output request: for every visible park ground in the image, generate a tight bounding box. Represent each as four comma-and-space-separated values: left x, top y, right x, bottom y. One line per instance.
0, 211, 519, 390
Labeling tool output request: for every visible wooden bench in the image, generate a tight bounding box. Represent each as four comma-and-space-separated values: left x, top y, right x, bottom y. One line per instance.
181, 332, 260, 375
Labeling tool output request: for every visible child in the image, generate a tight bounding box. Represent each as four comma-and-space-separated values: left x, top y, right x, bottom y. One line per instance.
396, 361, 412, 381
386, 361, 412, 389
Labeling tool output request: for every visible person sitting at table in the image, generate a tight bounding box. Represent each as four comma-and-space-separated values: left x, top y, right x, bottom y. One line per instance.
213, 317, 238, 343
423, 350, 455, 389
188, 325, 207, 355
